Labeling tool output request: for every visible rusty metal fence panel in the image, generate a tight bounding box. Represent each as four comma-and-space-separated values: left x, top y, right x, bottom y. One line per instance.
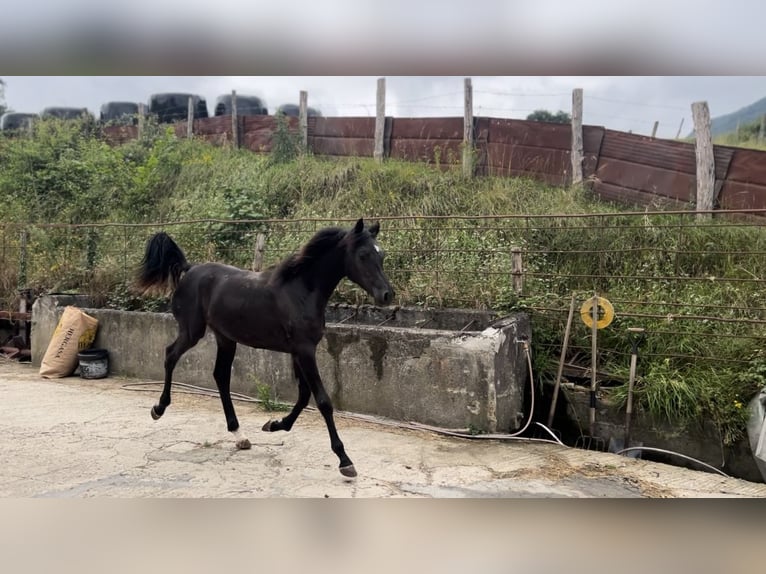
91, 114, 766, 213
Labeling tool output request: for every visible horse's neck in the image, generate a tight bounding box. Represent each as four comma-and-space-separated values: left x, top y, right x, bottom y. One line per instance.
297, 249, 346, 311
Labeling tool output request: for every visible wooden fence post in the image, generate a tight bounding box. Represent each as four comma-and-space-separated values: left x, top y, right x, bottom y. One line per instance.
511, 247, 524, 294
18, 288, 30, 344
691, 101, 715, 218
675, 117, 685, 140
589, 292, 598, 437
252, 233, 266, 271
299, 90, 308, 152
187, 97, 194, 139
463, 77, 473, 178
86, 228, 97, 271
759, 114, 765, 144
18, 230, 28, 289
374, 77, 386, 162
571, 88, 584, 186
137, 103, 145, 139
122, 227, 129, 284
231, 90, 239, 149
651, 121, 659, 138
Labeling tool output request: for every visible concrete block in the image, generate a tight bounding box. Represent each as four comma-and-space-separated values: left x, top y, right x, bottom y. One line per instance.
31, 296, 530, 433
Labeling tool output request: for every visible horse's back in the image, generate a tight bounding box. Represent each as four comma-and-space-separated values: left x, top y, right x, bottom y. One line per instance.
176, 262, 289, 348
173, 262, 266, 314
181, 262, 267, 290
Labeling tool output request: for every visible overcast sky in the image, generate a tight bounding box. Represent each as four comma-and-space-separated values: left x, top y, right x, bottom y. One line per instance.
2, 76, 766, 139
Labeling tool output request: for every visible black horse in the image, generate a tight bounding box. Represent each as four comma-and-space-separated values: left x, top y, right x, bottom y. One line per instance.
136, 219, 394, 477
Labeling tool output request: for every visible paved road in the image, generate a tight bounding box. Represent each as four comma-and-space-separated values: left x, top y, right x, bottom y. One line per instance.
1, 359, 765, 497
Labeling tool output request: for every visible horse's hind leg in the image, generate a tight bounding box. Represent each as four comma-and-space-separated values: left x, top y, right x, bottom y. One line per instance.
151, 321, 204, 420
212, 332, 250, 450
262, 355, 311, 433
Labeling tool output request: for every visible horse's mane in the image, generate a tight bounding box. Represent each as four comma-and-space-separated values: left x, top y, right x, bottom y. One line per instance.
271, 227, 348, 283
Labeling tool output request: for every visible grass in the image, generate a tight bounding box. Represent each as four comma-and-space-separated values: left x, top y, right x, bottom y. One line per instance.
710, 114, 766, 150
1, 123, 765, 445
255, 382, 291, 413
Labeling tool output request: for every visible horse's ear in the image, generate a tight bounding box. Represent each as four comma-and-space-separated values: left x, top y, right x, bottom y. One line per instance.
353, 218, 364, 234
369, 221, 380, 237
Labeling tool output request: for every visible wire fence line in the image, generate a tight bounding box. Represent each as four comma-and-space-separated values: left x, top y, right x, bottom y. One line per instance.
1, 211, 763, 302
303, 85, 691, 138
0, 207, 762, 227
308, 100, 680, 136
1, 209, 764, 369
585, 95, 688, 112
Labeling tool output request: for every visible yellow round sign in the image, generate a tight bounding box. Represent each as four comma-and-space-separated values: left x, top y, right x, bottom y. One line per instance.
580, 297, 615, 329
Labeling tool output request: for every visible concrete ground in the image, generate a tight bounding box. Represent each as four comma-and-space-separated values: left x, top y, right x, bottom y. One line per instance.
2, 359, 765, 498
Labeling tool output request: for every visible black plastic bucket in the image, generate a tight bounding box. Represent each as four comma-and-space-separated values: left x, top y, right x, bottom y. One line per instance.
77, 348, 109, 379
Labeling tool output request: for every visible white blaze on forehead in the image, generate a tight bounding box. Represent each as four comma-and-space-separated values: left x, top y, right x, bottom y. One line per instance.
374, 244, 381, 253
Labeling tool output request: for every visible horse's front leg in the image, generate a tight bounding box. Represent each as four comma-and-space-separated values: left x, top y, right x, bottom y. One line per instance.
212, 332, 250, 450
295, 347, 356, 478
262, 355, 311, 433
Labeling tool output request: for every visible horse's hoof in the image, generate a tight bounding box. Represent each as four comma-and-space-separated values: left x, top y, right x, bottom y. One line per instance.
151, 405, 163, 420
236, 438, 252, 450
262, 420, 275, 432
339, 464, 357, 478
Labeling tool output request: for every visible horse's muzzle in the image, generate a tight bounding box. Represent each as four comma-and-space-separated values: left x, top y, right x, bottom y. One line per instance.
374, 289, 394, 306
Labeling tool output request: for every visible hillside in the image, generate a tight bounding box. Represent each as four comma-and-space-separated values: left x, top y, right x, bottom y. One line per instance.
689, 95, 766, 138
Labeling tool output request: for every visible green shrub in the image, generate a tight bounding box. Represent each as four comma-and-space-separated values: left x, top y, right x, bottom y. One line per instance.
2, 124, 765, 444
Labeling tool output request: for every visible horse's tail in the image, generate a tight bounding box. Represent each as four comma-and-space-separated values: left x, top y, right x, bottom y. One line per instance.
136, 232, 191, 293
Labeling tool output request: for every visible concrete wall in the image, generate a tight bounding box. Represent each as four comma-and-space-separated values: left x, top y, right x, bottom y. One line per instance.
565, 385, 764, 483
32, 296, 531, 433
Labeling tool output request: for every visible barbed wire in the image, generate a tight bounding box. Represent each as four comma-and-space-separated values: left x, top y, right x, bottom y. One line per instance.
390, 104, 463, 110
36, 98, 688, 138
532, 343, 753, 365
584, 111, 673, 126
475, 90, 570, 98
390, 91, 464, 104
586, 95, 688, 112
10, 81, 702, 140
475, 106, 546, 115
1, 209, 765, 230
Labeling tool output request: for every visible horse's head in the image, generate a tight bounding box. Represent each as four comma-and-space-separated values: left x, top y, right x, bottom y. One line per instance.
344, 218, 394, 306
